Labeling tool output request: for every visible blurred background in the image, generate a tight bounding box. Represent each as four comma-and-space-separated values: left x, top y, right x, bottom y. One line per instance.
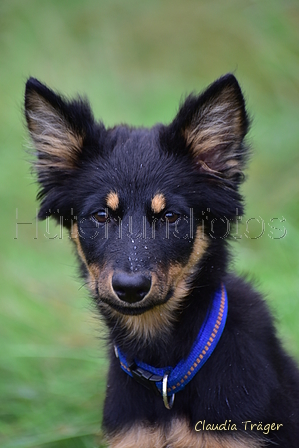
1, 0, 299, 447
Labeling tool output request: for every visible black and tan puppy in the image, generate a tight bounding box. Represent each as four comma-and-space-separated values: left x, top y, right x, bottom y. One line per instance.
25, 74, 299, 447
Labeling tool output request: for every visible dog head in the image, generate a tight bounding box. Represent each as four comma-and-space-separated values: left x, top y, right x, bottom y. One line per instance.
25, 74, 249, 341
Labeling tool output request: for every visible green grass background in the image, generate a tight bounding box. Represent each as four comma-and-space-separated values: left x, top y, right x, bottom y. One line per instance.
1, 0, 299, 446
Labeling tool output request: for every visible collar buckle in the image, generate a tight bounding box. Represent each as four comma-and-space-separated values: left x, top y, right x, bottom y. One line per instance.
129, 362, 162, 397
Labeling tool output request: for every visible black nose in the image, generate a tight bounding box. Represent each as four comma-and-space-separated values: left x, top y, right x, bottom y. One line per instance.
112, 273, 151, 304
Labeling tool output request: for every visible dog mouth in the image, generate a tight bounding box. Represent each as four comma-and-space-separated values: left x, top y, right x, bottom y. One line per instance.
99, 288, 174, 316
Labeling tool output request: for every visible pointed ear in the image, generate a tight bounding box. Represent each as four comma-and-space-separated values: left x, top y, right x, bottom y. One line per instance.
165, 74, 250, 185
25, 78, 95, 178
24, 78, 103, 222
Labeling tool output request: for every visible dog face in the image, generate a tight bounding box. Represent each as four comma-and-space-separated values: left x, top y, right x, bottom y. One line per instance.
25, 74, 249, 340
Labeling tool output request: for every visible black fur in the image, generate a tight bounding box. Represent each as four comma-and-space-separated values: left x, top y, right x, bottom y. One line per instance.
25, 74, 299, 447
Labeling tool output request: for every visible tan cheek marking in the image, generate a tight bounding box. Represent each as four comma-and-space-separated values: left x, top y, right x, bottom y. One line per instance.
106, 191, 119, 211
107, 419, 263, 448
151, 193, 166, 214
71, 223, 86, 263
169, 226, 208, 300
71, 223, 99, 292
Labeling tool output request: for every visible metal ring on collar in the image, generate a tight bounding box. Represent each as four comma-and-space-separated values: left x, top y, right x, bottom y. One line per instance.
162, 373, 175, 410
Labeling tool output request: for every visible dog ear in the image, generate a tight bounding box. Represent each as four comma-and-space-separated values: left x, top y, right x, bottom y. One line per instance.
165, 74, 250, 186
24, 78, 101, 221
25, 78, 95, 178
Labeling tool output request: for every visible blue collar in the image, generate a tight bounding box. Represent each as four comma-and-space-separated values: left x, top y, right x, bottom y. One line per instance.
114, 284, 228, 409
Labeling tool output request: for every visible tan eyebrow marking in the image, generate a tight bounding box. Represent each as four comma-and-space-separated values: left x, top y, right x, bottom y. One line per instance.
106, 191, 119, 211
151, 193, 166, 214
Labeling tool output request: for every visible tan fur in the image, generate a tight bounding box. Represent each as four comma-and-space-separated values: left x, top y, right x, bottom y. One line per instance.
115, 290, 183, 342
26, 92, 83, 171
151, 193, 166, 214
107, 191, 119, 211
184, 85, 244, 179
71, 223, 99, 293
107, 424, 165, 448
107, 419, 263, 448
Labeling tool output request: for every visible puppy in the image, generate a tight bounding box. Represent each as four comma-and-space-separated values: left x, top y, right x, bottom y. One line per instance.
25, 74, 299, 447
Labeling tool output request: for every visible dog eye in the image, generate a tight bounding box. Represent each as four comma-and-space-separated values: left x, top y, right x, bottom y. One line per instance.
92, 210, 109, 224
162, 212, 180, 224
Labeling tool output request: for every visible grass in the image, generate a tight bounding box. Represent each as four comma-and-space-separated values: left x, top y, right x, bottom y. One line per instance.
1, 0, 299, 446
